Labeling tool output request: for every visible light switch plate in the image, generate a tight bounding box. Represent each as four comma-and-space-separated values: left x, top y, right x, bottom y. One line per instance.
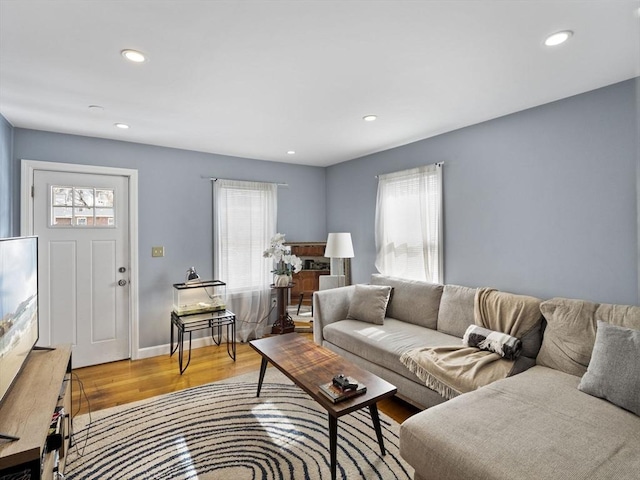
151, 246, 164, 257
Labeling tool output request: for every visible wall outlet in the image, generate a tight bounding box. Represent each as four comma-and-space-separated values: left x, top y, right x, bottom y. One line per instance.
271, 297, 277, 307
151, 246, 164, 257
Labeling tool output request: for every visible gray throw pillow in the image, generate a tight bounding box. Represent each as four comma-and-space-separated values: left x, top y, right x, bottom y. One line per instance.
346, 284, 392, 325
578, 320, 640, 417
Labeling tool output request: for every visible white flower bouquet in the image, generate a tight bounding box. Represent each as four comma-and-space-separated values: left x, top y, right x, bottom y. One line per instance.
263, 233, 303, 275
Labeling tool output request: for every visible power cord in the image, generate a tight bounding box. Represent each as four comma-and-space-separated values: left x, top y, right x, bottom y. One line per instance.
70, 373, 91, 457
183, 278, 228, 310
240, 303, 276, 325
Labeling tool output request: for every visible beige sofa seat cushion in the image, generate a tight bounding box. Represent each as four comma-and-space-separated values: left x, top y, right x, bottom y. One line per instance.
400, 365, 640, 480
371, 274, 443, 329
323, 317, 461, 383
537, 297, 640, 376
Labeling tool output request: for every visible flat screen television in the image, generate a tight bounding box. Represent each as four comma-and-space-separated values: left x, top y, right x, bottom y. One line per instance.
0, 236, 39, 406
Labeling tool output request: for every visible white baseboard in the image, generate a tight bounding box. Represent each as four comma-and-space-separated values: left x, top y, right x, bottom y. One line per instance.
134, 336, 216, 360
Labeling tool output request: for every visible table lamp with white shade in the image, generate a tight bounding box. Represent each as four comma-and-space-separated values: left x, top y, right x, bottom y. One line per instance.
323, 232, 354, 287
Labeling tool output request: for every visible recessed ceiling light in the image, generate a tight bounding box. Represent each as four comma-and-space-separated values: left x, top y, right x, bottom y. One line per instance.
544, 30, 573, 47
88, 105, 104, 113
363, 115, 377, 122
121, 49, 147, 63
114, 123, 130, 129
287, 150, 296, 155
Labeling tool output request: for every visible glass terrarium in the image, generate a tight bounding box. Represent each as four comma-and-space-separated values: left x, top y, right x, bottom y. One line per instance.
172, 280, 227, 315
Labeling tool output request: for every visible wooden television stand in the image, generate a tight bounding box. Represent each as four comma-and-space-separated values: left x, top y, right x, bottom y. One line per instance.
0, 345, 72, 480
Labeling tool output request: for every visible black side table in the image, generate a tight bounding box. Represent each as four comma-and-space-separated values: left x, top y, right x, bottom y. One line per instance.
170, 309, 236, 374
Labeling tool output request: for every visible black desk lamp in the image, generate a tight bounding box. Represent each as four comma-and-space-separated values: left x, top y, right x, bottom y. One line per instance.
186, 267, 200, 284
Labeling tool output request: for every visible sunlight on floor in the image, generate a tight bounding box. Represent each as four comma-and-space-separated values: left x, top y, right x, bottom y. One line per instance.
174, 437, 198, 478
252, 402, 300, 446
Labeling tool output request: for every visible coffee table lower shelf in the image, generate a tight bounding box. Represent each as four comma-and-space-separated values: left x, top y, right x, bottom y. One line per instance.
249, 333, 397, 480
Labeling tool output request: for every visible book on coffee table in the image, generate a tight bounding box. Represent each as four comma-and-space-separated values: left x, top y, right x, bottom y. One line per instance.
319, 377, 367, 403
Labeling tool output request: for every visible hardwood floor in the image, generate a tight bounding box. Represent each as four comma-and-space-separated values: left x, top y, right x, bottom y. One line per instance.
71, 333, 420, 424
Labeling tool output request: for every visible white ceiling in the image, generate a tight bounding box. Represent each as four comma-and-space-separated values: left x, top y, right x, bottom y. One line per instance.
1, 1, 638, 167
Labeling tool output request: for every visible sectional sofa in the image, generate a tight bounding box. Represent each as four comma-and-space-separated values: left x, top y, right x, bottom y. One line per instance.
313, 273, 544, 408
313, 274, 640, 480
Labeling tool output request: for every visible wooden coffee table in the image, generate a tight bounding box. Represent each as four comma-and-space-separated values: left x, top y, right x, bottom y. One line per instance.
249, 333, 397, 480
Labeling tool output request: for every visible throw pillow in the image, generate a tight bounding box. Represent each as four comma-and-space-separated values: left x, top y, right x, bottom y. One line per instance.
346, 284, 392, 325
538, 297, 640, 377
371, 274, 443, 329
436, 284, 477, 337
578, 321, 640, 417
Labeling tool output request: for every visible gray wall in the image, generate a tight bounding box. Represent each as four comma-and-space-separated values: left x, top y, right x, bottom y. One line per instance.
11, 130, 327, 348
0, 115, 13, 238
4, 78, 639, 353
327, 78, 639, 306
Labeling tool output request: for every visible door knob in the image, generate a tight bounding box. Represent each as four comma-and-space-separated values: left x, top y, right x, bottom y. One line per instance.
118, 279, 127, 286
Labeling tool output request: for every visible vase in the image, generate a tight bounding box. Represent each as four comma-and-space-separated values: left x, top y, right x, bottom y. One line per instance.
274, 274, 292, 287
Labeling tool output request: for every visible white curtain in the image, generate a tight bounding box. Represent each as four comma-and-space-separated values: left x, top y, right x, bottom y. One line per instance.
213, 180, 277, 342
375, 164, 443, 283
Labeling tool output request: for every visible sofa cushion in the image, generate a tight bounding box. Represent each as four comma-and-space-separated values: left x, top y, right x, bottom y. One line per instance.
345, 284, 392, 325
323, 317, 461, 383
400, 365, 640, 480
578, 321, 640, 416
537, 297, 640, 376
518, 315, 544, 360
371, 274, 443, 329
436, 284, 476, 338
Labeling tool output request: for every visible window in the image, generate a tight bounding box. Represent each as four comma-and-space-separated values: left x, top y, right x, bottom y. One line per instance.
213, 180, 277, 291
213, 179, 277, 341
50, 186, 115, 227
375, 164, 443, 283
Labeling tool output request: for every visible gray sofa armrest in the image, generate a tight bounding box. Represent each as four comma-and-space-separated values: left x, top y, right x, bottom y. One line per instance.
313, 285, 356, 345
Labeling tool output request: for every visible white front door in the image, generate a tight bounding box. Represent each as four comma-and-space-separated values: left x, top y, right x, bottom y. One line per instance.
31, 169, 130, 367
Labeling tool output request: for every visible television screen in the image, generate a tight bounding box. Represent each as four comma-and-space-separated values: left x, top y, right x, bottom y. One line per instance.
0, 236, 39, 405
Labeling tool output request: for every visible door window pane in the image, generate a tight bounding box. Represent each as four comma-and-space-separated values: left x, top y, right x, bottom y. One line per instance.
52, 206, 72, 225
50, 186, 115, 228
95, 189, 113, 207
52, 187, 73, 206
74, 188, 94, 207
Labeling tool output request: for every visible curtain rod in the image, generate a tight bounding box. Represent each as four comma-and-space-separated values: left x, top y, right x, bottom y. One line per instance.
374, 161, 443, 179
201, 175, 288, 187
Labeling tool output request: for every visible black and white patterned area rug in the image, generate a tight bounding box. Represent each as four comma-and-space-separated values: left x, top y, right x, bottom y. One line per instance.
65, 369, 413, 480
